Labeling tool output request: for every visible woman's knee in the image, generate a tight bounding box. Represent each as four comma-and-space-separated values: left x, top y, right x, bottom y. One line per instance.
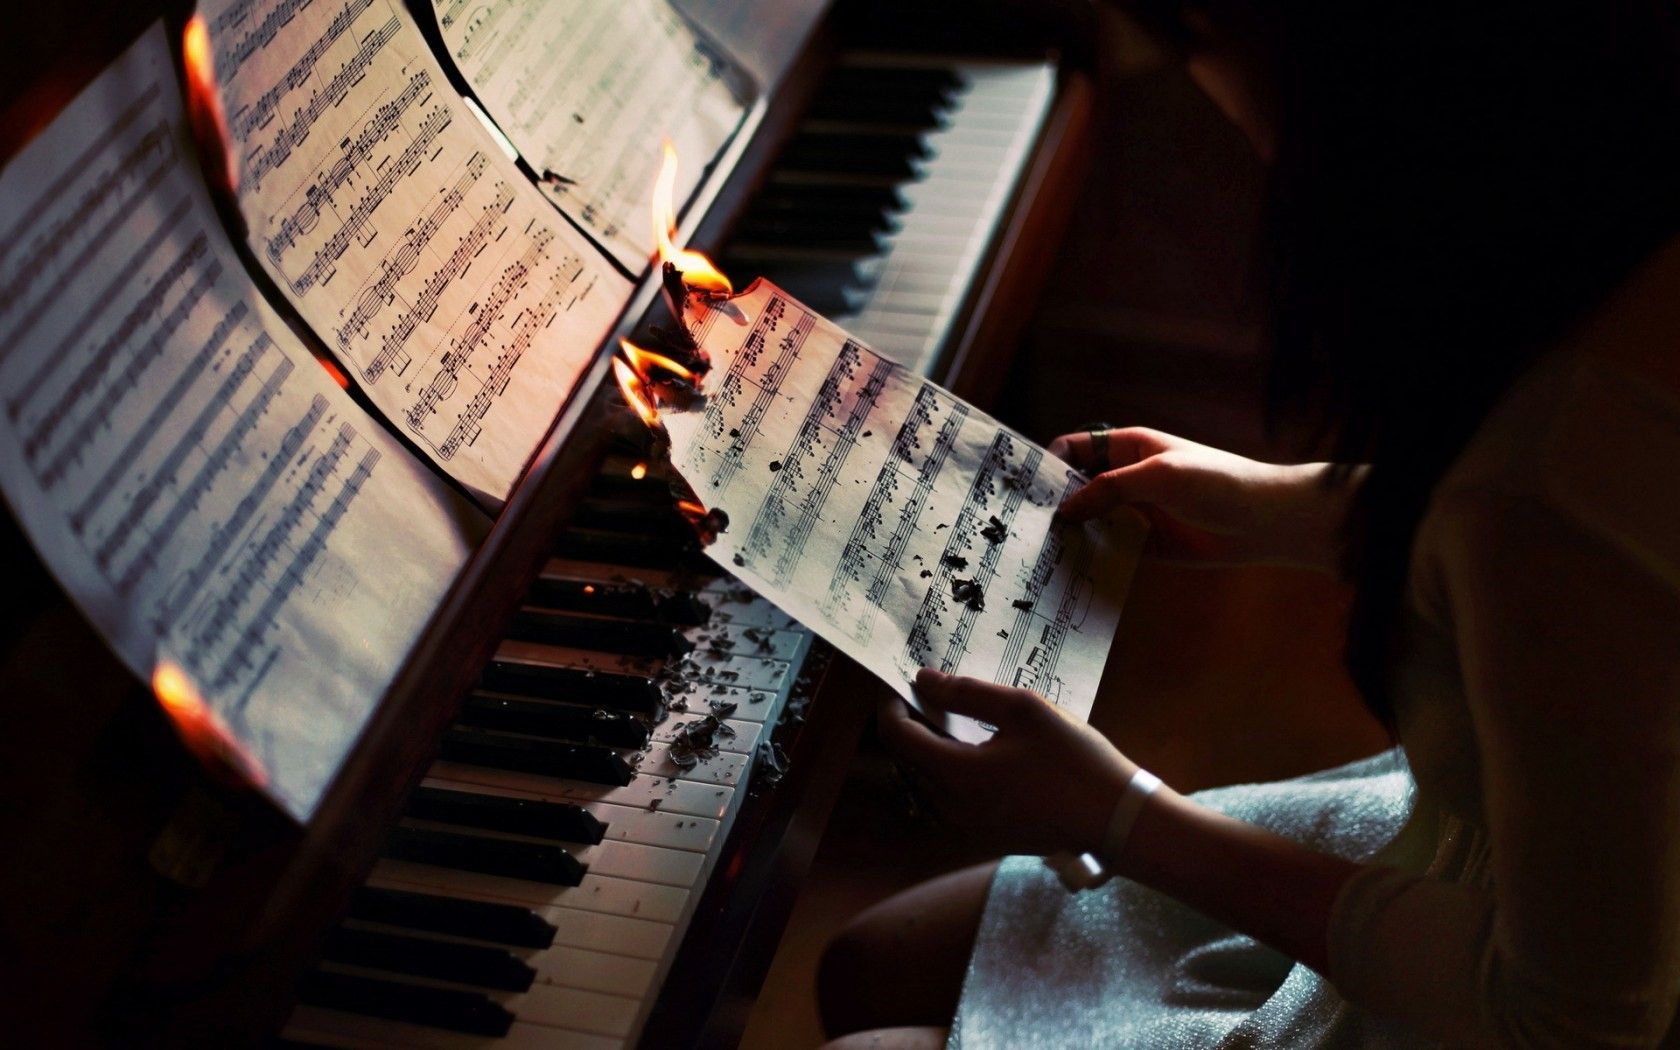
818, 1026, 950, 1050
817, 861, 999, 1036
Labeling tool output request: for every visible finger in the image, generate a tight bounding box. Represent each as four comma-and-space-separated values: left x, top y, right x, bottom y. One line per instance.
1057, 459, 1176, 523
915, 669, 1046, 729
877, 692, 968, 768
1049, 427, 1172, 474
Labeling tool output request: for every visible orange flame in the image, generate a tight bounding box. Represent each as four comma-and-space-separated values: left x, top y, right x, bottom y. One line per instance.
152, 661, 268, 788
652, 141, 731, 295
619, 338, 697, 383
675, 498, 707, 522
613, 357, 661, 429
182, 15, 238, 196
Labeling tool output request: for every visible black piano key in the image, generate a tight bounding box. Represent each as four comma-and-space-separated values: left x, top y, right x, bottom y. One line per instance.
348, 886, 557, 950
321, 927, 536, 993
821, 63, 965, 97
552, 527, 714, 572
526, 576, 661, 620
747, 192, 904, 231
480, 660, 664, 716
460, 690, 651, 749
733, 215, 888, 255
806, 74, 958, 129
753, 182, 910, 215
779, 131, 928, 181
295, 970, 514, 1037
588, 470, 671, 500
387, 823, 588, 885
509, 608, 693, 658
440, 726, 636, 787
409, 784, 609, 844
571, 497, 694, 540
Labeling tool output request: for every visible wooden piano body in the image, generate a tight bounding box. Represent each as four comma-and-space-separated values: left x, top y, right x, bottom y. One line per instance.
0, 0, 1096, 1045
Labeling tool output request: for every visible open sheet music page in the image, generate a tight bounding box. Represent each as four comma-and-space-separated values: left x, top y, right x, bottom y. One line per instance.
430, 0, 747, 272
0, 24, 483, 820
665, 282, 1146, 741
203, 0, 632, 505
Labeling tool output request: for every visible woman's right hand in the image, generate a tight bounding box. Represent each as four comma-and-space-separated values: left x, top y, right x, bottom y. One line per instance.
1048, 427, 1358, 575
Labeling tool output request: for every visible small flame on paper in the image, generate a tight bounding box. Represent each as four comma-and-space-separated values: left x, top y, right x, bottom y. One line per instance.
181, 15, 238, 196
652, 141, 731, 295
152, 660, 268, 789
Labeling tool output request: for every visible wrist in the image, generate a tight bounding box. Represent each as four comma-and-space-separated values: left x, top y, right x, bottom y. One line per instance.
1268, 462, 1359, 575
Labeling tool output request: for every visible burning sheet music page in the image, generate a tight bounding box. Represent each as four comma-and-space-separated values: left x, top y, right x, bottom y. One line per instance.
430, 0, 747, 273
0, 24, 482, 820
661, 282, 1146, 741
202, 0, 632, 505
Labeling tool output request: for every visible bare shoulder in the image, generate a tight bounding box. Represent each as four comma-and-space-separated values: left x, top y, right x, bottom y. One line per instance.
1578, 232, 1680, 402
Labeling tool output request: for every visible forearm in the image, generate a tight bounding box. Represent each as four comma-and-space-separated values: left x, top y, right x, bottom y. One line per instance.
1112, 786, 1362, 973
1261, 462, 1365, 577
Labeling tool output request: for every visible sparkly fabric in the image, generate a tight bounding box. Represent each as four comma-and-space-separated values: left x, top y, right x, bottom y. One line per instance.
950, 751, 1423, 1050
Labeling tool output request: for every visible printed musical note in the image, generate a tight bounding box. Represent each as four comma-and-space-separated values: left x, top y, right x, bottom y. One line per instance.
202, 0, 630, 504
0, 25, 479, 820
429, 0, 747, 271
663, 281, 1147, 743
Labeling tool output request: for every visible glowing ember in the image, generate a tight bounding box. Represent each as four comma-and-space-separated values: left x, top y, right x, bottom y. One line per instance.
630, 462, 649, 480
652, 141, 732, 295
620, 338, 698, 383
676, 498, 707, 520
613, 357, 661, 428
152, 661, 268, 788
181, 15, 238, 196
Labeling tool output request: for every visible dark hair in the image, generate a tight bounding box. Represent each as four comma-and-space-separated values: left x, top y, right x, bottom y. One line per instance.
1254, 1, 1680, 722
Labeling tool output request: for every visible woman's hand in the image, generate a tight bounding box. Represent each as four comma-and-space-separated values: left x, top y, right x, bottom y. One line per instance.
878, 669, 1137, 857
1048, 426, 1358, 575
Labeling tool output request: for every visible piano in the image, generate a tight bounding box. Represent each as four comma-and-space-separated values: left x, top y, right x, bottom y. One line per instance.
0, 0, 1096, 1045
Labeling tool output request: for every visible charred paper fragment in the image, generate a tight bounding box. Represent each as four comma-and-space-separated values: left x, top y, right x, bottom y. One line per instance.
980, 515, 1008, 544
950, 578, 985, 612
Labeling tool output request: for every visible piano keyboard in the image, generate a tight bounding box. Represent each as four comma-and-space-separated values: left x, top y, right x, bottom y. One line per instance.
284, 452, 812, 1050
721, 54, 1056, 377
282, 53, 1059, 1050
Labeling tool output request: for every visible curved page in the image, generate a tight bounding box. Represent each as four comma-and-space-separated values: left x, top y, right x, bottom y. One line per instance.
0, 24, 483, 821
666, 281, 1147, 741
204, 0, 632, 504
431, 0, 747, 272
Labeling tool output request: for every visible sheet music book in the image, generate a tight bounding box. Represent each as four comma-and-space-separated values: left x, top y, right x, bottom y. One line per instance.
428, 0, 748, 274
203, 0, 633, 505
0, 24, 484, 821
666, 282, 1147, 741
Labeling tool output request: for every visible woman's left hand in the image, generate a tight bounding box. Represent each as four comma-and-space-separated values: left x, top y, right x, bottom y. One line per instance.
879, 669, 1139, 857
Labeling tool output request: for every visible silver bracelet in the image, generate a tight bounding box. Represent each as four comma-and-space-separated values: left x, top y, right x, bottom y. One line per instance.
1044, 768, 1164, 892
1101, 768, 1162, 867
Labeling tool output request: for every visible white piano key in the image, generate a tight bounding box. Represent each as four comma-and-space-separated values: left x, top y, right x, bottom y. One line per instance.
287, 1009, 622, 1050
498, 983, 640, 1038
669, 649, 793, 692
496, 638, 793, 693
529, 944, 661, 999
361, 872, 678, 962
664, 682, 780, 723
313, 963, 643, 1040
416, 777, 722, 849
566, 838, 706, 888
375, 860, 692, 924
691, 621, 807, 662
635, 742, 748, 787
427, 761, 735, 819
650, 714, 762, 755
